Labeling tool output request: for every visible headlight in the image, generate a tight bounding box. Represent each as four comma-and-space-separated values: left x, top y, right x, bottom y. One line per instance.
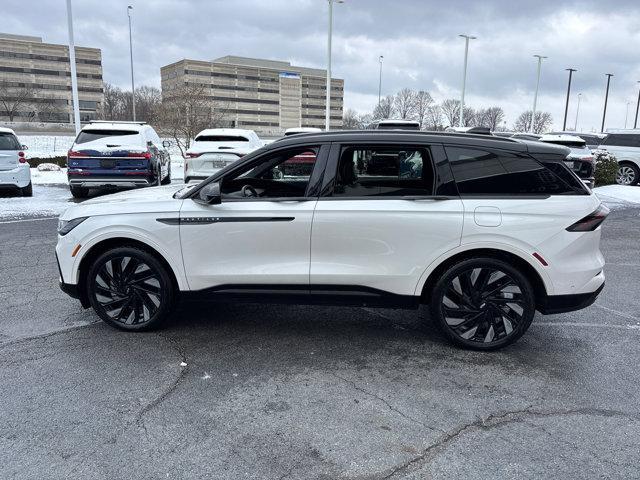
57, 217, 88, 236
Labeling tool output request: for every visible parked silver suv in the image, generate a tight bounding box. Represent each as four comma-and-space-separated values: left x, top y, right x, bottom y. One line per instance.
599, 130, 640, 185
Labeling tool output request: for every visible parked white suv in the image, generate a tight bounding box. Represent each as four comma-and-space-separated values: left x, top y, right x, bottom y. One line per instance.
184, 129, 262, 183
56, 131, 607, 350
598, 130, 640, 185
0, 127, 31, 196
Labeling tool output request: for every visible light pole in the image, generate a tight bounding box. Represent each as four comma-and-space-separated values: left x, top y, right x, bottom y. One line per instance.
625, 101, 631, 129
127, 5, 136, 121
601, 73, 613, 132
65, 0, 81, 134
378, 55, 383, 106
458, 34, 476, 127
530, 55, 547, 133
634, 81, 640, 129
563, 68, 577, 131
574, 93, 582, 131
325, 0, 343, 131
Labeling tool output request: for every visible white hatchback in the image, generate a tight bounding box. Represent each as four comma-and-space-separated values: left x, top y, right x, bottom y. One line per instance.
184, 128, 263, 183
0, 127, 31, 196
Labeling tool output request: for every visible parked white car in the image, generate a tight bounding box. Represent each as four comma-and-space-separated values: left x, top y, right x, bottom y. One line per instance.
598, 130, 640, 185
56, 131, 607, 350
539, 134, 595, 188
0, 127, 31, 196
184, 129, 263, 183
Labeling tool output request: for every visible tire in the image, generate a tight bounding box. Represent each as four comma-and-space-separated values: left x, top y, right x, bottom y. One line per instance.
161, 163, 172, 185
70, 186, 89, 198
86, 246, 176, 331
429, 257, 536, 350
616, 162, 639, 186
21, 182, 33, 197
184, 176, 191, 184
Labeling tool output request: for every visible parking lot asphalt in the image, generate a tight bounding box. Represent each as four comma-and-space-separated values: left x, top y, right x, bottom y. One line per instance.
1, 205, 639, 479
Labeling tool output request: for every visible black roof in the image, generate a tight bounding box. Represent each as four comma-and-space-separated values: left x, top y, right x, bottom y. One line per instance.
268, 130, 569, 156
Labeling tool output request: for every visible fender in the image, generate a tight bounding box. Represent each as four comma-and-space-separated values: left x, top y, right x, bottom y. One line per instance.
413, 240, 555, 297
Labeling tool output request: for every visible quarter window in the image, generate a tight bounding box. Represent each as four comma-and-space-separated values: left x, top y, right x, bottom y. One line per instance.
332, 146, 435, 197
446, 147, 586, 195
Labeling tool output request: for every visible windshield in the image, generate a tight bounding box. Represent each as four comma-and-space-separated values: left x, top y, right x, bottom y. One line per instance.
75, 129, 142, 145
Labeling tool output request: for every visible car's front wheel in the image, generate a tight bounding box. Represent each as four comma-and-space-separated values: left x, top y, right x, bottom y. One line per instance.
429, 257, 536, 350
616, 162, 639, 185
86, 246, 175, 331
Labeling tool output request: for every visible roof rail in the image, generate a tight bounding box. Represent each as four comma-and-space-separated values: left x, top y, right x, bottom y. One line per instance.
89, 120, 147, 125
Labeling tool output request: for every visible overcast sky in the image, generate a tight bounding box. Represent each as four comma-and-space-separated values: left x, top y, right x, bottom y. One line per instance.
4, 0, 640, 131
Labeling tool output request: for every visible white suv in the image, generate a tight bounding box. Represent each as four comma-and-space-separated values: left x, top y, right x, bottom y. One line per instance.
598, 130, 640, 185
0, 127, 32, 196
56, 131, 607, 350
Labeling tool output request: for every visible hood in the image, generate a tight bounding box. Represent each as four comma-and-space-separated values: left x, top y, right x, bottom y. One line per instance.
59, 184, 184, 221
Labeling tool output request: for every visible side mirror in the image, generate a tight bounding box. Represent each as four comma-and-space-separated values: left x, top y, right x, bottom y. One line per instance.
162, 140, 171, 148
21, 145, 28, 150
198, 182, 222, 205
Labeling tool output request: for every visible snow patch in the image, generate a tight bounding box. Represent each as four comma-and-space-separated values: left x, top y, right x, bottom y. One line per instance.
0, 185, 75, 221
594, 185, 640, 207
37, 163, 62, 172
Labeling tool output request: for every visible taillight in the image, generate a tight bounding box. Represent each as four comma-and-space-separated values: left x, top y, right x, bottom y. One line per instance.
128, 151, 152, 159
67, 150, 86, 157
566, 204, 610, 232
582, 156, 595, 163
186, 152, 201, 158
18, 151, 26, 163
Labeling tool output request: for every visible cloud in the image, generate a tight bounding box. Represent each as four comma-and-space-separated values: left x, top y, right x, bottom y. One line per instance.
3, 0, 640, 130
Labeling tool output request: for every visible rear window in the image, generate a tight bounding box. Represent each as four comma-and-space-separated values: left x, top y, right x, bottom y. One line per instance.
446, 147, 588, 196
600, 134, 640, 148
195, 135, 249, 142
76, 129, 141, 145
0, 133, 21, 150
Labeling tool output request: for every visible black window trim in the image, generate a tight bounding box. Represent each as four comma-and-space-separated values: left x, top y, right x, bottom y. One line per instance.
319, 141, 451, 200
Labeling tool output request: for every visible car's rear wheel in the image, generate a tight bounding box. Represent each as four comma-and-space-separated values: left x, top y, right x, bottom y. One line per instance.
616, 163, 639, 185
21, 182, 33, 197
70, 186, 89, 198
86, 247, 175, 331
429, 258, 536, 350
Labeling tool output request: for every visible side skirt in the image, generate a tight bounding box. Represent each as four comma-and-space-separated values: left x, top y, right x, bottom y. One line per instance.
180, 284, 421, 309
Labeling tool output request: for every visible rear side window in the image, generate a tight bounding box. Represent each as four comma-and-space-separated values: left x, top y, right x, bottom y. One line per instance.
601, 134, 640, 148
446, 147, 587, 195
0, 133, 21, 150
195, 135, 249, 142
76, 129, 141, 145
332, 146, 435, 197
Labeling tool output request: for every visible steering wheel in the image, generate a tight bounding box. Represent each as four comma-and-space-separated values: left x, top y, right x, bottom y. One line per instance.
241, 184, 259, 198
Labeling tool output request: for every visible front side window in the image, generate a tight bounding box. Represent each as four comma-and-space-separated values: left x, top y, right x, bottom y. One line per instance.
332, 146, 435, 197
221, 147, 318, 199
446, 147, 586, 195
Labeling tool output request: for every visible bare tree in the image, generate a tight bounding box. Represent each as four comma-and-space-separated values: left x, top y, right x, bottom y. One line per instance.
440, 99, 460, 127
342, 108, 363, 129
134, 86, 162, 124
101, 83, 127, 120
514, 110, 553, 134
424, 104, 443, 130
156, 82, 228, 157
476, 106, 505, 130
414, 90, 434, 129
393, 88, 418, 120
36, 96, 67, 122
0, 81, 36, 122
372, 95, 394, 119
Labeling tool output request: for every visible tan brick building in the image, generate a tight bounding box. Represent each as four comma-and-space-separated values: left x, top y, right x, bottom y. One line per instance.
161, 55, 343, 135
0, 33, 104, 123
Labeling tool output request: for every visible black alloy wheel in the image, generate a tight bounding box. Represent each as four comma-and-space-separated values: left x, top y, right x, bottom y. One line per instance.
87, 247, 175, 331
430, 258, 535, 350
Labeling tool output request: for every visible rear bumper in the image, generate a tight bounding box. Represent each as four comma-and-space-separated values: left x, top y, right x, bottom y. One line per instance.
68, 176, 152, 188
537, 282, 604, 315
0, 164, 31, 188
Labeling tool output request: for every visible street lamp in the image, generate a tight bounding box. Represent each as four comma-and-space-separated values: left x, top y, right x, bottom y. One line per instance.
563, 68, 577, 131
601, 73, 614, 132
574, 93, 582, 131
65, 0, 81, 134
458, 34, 476, 127
634, 81, 640, 129
325, 0, 343, 131
378, 55, 383, 106
530, 55, 547, 133
127, 5, 136, 121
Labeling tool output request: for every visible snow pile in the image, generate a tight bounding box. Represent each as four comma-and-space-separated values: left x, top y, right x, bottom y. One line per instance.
37, 163, 62, 172
594, 185, 640, 207
30, 167, 68, 185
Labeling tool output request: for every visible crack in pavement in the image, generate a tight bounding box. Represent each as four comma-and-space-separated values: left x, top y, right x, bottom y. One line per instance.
0, 319, 98, 350
331, 373, 440, 433
379, 407, 640, 479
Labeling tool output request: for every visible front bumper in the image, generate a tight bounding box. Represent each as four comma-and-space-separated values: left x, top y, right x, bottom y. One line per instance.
0, 164, 31, 188
537, 282, 604, 314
